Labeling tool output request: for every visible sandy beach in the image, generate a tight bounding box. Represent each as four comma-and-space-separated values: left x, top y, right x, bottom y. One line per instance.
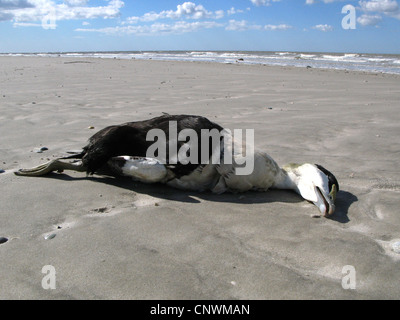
1, 56, 400, 299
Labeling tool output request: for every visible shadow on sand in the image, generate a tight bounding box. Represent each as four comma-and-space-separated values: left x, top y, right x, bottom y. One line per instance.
27, 172, 358, 223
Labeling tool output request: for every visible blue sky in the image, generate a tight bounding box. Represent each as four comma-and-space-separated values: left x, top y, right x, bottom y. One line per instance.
0, 0, 399, 53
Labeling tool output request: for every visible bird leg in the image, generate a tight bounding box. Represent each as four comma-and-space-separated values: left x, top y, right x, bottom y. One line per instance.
14, 159, 87, 177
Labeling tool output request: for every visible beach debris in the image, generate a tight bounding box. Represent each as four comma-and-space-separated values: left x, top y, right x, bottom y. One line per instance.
0, 169, 5, 174
91, 207, 109, 213
33, 147, 48, 153
0, 237, 8, 244
44, 233, 56, 240
64, 61, 92, 64
155, 203, 160, 207
392, 241, 400, 254
88, 126, 95, 129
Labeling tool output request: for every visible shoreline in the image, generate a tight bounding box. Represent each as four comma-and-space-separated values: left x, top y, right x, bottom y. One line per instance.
1, 56, 400, 299
1, 51, 399, 76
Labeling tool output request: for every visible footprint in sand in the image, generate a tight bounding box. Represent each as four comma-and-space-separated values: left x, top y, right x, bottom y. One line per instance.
376, 239, 400, 260
91, 207, 111, 214
87, 206, 123, 217
43, 220, 76, 240
392, 241, 400, 254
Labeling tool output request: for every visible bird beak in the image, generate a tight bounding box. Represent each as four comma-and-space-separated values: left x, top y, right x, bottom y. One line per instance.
313, 184, 337, 217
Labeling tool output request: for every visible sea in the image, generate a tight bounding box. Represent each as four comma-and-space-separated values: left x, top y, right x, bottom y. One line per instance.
2, 51, 400, 75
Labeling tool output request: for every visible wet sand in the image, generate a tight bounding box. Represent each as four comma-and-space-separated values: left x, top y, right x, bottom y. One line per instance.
0, 56, 400, 299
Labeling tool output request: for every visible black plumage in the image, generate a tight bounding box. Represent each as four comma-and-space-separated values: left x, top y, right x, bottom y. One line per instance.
74, 114, 223, 176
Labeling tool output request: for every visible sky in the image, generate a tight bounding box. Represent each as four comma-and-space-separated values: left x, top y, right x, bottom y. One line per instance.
0, 0, 399, 53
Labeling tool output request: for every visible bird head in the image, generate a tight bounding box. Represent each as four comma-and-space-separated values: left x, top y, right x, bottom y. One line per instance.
287, 163, 339, 217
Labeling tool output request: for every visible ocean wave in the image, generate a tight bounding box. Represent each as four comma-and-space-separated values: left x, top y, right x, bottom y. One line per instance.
344, 53, 360, 57
3, 51, 400, 75
298, 54, 317, 59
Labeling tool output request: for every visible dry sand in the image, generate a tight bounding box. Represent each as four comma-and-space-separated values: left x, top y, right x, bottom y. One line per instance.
0, 56, 399, 299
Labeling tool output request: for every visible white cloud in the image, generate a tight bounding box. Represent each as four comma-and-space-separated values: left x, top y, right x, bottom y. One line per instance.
78, 18, 292, 35
312, 24, 333, 31
76, 20, 223, 35
227, 7, 244, 15
305, 0, 342, 4
359, 0, 399, 12
125, 2, 224, 24
172, 2, 217, 19
359, 0, 400, 20
264, 23, 292, 30
13, 21, 41, 27
0, 0, 34, 9
250, 0, 281, 6
64, 0, 89, 6
1, 0, 124, 25
225, 19, 291, 31
357, 13, 382, 25
225, 19, 262, 31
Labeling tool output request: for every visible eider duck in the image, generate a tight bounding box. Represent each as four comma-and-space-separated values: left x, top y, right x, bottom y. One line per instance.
15, 114, 338, 217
